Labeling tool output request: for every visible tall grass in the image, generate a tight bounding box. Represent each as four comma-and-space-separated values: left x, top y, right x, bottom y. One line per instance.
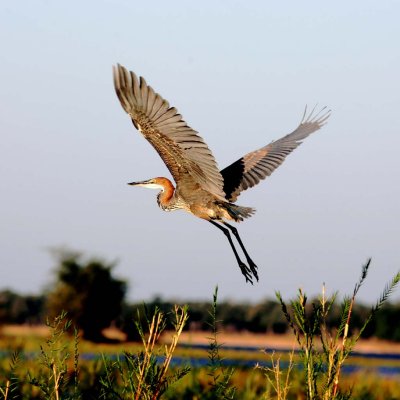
205, 286, 236, 399
276, 259, 400, 400
0, 350, 20, 400
99, 305, 190, 399
255, 350, 295, 400
27, 311, 80, 400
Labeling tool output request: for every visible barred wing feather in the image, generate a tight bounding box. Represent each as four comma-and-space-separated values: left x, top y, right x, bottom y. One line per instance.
113, 64, 226, 199
221, 106, 331, 202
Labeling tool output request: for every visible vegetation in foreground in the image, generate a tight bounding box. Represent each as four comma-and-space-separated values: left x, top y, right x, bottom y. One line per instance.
0, 259, 400, 399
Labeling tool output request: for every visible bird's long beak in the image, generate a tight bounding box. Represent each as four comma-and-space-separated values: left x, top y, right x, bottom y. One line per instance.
127, 180, 149, 186
127, 179, 164, 190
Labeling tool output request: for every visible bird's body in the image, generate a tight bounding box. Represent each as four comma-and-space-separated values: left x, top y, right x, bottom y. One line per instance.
144, 176, 253, 221
113, 64, 330, 283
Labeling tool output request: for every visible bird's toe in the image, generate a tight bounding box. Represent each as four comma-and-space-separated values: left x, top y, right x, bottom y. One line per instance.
239, 262, 254, 285
249, 262, 259, 282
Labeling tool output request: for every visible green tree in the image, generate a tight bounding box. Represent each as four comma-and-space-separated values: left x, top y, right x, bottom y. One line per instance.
0, 290, 44, 324
374, 303, 400, 341
46, 249, 127, 342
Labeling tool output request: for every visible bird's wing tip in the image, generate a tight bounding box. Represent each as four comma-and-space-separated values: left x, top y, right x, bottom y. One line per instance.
301, 104, 331, 125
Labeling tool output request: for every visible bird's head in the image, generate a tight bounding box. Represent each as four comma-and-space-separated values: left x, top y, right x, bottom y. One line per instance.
128, 177, 175, 208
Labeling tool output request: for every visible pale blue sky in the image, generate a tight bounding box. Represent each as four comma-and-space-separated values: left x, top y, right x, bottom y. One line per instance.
1, 1, 399, 304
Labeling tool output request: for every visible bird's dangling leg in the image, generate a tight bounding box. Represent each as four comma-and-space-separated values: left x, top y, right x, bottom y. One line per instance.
209, 220, 254, 284
222, 222, 259, 282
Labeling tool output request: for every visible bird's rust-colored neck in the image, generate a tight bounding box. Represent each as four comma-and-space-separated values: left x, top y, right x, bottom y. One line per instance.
154, 177, 175, 206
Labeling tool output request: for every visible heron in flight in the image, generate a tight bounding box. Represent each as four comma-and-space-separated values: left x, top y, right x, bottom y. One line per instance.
113, 64, 330, 284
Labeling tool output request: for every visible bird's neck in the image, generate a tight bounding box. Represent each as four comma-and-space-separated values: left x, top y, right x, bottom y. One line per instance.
155, 177, 175, 209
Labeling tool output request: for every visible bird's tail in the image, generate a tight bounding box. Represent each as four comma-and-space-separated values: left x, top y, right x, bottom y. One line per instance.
225, 203, 256, 222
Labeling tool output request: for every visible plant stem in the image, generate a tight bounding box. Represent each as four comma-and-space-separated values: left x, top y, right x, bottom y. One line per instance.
53, 363, 60, 400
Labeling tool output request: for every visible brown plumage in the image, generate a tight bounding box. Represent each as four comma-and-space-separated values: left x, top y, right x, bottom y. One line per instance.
113, 64, 330, 284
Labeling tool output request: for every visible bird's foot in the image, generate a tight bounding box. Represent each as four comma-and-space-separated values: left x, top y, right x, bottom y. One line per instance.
247, 259, 259, 282
238, 262, 254, 285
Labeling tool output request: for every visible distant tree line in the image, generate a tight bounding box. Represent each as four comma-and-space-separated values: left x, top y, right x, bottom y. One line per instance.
1, 250, 400, 342
0, 290, 45, 325
118, 297, 400, 342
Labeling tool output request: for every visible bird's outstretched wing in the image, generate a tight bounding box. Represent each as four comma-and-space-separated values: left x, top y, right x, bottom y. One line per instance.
113, 64, 226, 199
221, 106, 331, 202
